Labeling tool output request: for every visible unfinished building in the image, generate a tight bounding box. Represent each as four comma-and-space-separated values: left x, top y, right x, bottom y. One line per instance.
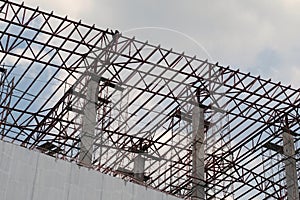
0, 1, 300, 199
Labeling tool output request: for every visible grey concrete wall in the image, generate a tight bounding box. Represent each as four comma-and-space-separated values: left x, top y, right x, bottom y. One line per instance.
0, 140, 181, 200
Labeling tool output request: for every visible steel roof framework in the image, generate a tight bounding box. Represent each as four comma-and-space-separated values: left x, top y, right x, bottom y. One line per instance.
0, 1, 300, 199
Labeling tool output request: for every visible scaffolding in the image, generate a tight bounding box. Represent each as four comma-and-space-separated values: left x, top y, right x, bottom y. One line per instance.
0, 1, 300, 199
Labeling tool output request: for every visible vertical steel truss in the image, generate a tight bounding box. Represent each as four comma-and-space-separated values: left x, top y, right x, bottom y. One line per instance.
1, 1, 300, 199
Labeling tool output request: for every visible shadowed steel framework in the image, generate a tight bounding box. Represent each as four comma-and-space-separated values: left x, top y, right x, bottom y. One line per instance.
0, 1, 300, 199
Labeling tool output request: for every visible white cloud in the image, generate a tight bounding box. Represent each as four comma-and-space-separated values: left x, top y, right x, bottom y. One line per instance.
17, 0, 95, 20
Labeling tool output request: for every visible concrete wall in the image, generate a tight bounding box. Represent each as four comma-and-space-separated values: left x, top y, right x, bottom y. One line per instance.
0, 140, 181, 200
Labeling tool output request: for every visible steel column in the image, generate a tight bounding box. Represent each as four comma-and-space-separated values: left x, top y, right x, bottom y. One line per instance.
134, 154, 146, 181
283, 131, 299, 200
79, 74, 100, 166
192, 106, 205, 199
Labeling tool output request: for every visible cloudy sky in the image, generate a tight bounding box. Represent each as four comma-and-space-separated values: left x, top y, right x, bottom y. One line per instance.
16, 0, 300, 88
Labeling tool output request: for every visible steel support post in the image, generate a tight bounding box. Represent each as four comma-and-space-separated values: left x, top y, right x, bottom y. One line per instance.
79, 75, 100, 166
283, 131, 299, 200
192, 106, 205, 199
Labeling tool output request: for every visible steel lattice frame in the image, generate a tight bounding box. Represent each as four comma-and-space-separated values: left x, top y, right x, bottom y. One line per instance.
1, 1, 300, 199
